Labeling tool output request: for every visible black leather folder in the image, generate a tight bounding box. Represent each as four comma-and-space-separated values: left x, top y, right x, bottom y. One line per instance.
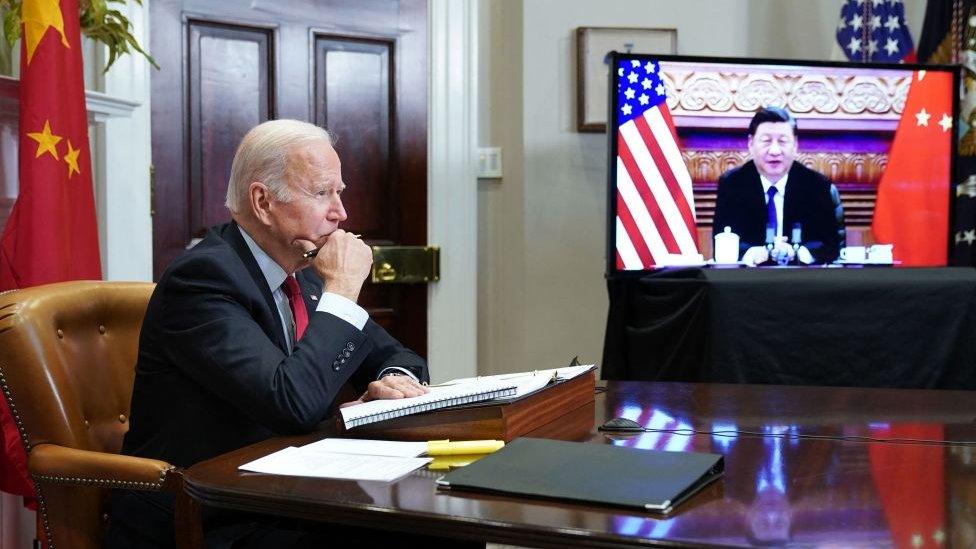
436, 437, 724, 514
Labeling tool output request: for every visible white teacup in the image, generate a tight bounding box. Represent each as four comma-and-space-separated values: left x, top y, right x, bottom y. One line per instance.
840, 246, 866, 262
868, 244, 893, 263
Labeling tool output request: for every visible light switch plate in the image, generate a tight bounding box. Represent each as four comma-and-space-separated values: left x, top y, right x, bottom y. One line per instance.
477, 147, 503, 178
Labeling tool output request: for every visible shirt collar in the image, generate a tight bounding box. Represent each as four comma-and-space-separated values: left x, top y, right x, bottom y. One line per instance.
237, 225, 289, 292
759, 171, 789, 196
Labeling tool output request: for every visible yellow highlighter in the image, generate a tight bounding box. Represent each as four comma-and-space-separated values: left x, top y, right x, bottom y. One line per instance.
427, 454, 488, 471
426, 439, 504, 456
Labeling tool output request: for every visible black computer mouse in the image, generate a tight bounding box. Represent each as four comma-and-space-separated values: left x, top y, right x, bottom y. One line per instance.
598, 417, 645, 432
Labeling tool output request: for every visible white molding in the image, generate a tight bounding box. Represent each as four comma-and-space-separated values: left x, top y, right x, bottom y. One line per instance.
0, 76, 140, 122
85, 89, 141, 122
427, 0, 478, 382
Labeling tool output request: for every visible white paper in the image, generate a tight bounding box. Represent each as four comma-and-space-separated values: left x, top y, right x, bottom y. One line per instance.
301, 437, 427, 458
503, 365, 594, 398
238, 446, 431, 482
434, 364, 596, 391
554, 364, 596, 381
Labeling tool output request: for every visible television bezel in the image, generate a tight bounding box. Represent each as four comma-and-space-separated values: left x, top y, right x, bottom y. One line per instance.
604, 52, 961, 277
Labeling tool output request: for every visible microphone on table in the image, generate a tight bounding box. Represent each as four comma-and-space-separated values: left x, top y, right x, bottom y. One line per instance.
791, 222, 802, 253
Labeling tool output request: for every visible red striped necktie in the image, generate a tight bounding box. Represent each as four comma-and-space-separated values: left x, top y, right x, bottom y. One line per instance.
282, 276, 308, 342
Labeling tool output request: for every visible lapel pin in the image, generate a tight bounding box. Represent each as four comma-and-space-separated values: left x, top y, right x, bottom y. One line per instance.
310, 294, 318, 301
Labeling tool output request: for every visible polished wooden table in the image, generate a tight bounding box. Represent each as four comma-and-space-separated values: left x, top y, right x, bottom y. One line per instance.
183, 382, 976, 547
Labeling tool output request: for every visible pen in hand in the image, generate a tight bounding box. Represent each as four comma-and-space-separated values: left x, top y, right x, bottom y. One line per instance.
302, 233, 362, 259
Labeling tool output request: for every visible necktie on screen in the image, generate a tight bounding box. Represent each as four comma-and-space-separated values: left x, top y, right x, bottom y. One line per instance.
282, 276, 308, 342
766, 186, 779, 235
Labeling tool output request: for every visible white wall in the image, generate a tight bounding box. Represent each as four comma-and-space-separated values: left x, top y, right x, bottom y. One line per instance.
428, 0, 479, 383
476, 0, 928, 376
99, 1, 153, 282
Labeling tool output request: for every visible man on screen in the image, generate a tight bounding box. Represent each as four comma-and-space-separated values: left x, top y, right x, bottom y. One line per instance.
712, 107, 841, 265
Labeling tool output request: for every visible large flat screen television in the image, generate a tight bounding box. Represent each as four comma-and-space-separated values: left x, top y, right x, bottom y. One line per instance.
606, 53, 958, 274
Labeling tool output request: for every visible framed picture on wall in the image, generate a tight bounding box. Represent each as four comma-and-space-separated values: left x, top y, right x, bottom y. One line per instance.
576, 26, 677, 132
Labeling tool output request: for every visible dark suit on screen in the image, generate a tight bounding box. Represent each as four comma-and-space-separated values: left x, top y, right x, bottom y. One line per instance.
105, 220, 428, 547
712, 160, 840, 264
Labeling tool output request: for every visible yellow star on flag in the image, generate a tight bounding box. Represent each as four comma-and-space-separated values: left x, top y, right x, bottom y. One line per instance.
27, 119, 62, 160
23, 0, 71, 65
64, 139, 81, 177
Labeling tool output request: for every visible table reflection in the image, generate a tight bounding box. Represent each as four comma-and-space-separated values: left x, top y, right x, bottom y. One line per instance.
607, 402, 958, 547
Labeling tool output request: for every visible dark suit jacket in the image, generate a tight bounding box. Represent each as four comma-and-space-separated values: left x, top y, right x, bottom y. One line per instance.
106, 221, 428, 548
712, 160, 840, 264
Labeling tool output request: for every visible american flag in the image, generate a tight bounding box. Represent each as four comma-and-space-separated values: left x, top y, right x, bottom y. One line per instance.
836, 0, 916, 62
614, 58, 698, 270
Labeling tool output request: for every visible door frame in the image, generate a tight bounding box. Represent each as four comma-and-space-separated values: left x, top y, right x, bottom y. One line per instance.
427, 0, 478, 382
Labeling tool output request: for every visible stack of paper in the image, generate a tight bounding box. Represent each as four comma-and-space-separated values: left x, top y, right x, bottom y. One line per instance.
238, 438, 431, 482
434, 364, 596, 400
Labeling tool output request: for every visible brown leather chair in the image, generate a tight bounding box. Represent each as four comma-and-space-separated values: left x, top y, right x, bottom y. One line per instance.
0, 281, 187, 549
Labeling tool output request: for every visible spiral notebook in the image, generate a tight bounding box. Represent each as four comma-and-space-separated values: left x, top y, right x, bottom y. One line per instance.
340, 379, 518, 430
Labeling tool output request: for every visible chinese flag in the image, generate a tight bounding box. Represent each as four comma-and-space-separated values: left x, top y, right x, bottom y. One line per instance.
872, 70, 954, 266
0, 0, 102, 501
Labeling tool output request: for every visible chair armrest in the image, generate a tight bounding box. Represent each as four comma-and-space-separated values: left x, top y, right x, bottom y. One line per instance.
28, 443, 181, 492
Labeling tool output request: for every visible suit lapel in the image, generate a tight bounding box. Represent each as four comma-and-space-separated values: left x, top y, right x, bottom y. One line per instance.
782, 163, 800, 231
746, 161, 767, 227
296, 269, 323, 316
221, 221, 289, 352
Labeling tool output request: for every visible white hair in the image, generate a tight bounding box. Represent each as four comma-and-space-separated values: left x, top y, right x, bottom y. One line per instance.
225, 119, 333, 214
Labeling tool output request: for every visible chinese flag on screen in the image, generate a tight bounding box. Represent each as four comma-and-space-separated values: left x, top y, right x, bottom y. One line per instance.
872, 70, 953, 266
0, 0, 102, 500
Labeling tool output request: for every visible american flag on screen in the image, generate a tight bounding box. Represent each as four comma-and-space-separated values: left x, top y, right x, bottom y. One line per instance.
614, 58, 698, 270
836, 0, 915, 63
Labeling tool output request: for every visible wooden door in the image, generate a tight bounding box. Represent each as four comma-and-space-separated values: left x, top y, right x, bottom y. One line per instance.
150, 0, 428, 355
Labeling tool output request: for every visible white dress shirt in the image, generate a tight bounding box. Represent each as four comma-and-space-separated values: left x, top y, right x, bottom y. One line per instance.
742, 172, 813, 264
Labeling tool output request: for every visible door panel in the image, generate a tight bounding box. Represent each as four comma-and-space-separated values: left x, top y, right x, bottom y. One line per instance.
151, 0, 428, 354
188, 22, 273, 236
314, 38, 393, 239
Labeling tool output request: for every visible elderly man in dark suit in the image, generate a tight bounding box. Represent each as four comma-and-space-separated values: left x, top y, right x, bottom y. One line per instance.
105, 119, 430, 548
712, 107, 840, 265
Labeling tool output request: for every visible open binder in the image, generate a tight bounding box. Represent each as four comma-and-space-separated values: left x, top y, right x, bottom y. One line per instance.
338, 367, 597, 441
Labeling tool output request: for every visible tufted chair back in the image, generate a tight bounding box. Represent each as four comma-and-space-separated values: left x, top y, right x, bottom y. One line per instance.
0, 281, 181, 549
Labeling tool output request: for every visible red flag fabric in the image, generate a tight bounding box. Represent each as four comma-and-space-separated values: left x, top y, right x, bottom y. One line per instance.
872, 70, 953, 266
0, 0, 101, 288
868, 424, 945, 548
0, 0, 102, 500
